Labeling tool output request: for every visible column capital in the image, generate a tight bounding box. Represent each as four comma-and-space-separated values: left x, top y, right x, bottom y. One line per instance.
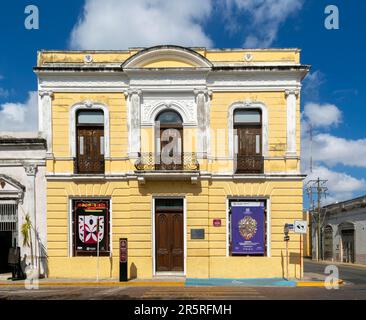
285, 89, 300, 98
24, 164, 37, 176
194, 89, 212, 98
38, 90, 54, 99
124, 89, 142, 98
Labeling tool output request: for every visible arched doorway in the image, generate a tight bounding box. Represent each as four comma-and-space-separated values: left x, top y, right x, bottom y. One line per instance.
323, 225, 333, 261
339, 222, 355, 263
155, 110, 183, 170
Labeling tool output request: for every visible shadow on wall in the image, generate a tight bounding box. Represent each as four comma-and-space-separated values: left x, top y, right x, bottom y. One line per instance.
130, 263, 137, 280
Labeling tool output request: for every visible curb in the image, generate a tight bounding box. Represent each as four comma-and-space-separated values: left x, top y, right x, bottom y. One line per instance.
296, 279, 344, 287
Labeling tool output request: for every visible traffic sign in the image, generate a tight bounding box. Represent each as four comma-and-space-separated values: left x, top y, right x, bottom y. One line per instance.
294, 220, 307, 234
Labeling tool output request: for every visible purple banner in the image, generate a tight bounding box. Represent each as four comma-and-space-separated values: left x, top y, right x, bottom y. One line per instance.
231, 202, 265, 255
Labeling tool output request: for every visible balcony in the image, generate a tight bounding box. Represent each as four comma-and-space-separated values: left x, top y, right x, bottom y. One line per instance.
235, 155, 264, 174
135, 152, 200, 171
73, 157, 105, 175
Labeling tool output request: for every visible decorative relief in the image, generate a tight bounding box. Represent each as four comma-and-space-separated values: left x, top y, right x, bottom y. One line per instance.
24, 165, 37, 176
141, 99, 197, 125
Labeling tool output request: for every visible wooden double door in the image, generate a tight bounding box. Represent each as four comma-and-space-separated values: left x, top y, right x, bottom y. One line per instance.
155, 211, 184, 272
76, 127, 105, 174
235, 125, 263, 173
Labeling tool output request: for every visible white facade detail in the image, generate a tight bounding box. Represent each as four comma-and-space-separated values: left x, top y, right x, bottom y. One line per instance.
194, 89, 212, 158
38, 90, 53, 156
124, 90, 142, 158
285, 89, 299, 156
69, 101, 111, 159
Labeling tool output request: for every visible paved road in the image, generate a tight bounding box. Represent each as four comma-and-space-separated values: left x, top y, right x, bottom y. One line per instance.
304, 259, 366, 285
0, 260, 366, 300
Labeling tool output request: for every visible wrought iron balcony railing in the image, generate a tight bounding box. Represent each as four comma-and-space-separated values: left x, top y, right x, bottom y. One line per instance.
135, 152, 199, 171
73, 157, 105, 174
235, 155, 264, 174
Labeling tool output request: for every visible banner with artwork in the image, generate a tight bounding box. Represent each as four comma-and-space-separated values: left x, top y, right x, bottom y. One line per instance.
231, 202, 265, 255
73, 199, 110, 256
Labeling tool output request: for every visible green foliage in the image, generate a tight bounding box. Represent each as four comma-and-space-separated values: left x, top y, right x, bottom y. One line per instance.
21, 213, 32, 247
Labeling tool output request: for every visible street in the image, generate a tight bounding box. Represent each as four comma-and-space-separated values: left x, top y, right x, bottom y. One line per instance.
0, 260, 366, 300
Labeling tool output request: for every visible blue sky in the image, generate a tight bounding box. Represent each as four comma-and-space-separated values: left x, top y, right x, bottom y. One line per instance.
0, 0, 365, 206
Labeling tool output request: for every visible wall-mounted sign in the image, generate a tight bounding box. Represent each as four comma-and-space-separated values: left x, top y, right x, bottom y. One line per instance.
191, 229, 205, 239
231, 202, 265, 255
213, 219, 221, 227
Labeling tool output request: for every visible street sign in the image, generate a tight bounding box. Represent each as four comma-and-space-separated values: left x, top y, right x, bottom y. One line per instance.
294, 220, 307, 234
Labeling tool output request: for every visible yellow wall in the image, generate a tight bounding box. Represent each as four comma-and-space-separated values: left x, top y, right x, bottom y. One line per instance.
47, 179, 303, 279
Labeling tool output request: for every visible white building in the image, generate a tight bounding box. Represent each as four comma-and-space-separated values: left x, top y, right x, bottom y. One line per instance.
0, 132, 47, 278
312, 195, 366, 265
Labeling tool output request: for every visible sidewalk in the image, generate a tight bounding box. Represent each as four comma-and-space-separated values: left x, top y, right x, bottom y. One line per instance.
0, 276, 342, 288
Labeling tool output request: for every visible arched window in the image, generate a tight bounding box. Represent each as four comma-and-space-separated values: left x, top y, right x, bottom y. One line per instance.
76, 110, 105, 174
155, 110, 183, 170
156, 110, 183, 125
234, 109, 263, 173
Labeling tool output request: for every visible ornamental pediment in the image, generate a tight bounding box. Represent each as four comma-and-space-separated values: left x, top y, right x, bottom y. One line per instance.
122, 45, 213, 69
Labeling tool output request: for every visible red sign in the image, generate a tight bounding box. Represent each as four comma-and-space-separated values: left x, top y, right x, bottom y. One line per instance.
213, 219, 221, 227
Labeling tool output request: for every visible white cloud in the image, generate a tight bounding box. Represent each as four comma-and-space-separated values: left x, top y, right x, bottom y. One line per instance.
302, 71, 325, 102
70, 0, 213, 49
305, 166, 366, 204
222, 0, 304, 47
0, 91, 38, 131
312, 134, 366, 168
303, 102, 342, 128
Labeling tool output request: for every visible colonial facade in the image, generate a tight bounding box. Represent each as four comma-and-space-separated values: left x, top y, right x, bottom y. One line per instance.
35, 45, 309, 279
0, 132, 47, 278
312, 195, 366, 265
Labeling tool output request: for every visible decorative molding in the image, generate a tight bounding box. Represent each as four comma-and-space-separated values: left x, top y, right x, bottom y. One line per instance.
228, 100, 269, 159
122, 46, 213, 69
69, 102, 111, 158
24, 164, 37, 176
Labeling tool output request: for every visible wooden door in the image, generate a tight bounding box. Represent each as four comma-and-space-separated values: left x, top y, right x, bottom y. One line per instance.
342, 230, 355, 263
158, 127, 183, 170
236, 126, 262, 173
77, 127, 105, 174
155, 211, 184, 272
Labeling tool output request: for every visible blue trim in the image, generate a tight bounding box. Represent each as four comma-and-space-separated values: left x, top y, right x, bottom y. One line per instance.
185, 278, 297, 287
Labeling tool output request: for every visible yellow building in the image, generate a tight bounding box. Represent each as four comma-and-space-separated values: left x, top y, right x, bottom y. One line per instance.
34, 45, 309, 279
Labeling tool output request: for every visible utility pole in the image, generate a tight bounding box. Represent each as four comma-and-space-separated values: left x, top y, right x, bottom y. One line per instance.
305, 178, 328, 261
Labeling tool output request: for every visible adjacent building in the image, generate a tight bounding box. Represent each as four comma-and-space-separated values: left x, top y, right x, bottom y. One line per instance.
0, 132, 47, 278
312, 195, 366, 265
34, 45, 309, 279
